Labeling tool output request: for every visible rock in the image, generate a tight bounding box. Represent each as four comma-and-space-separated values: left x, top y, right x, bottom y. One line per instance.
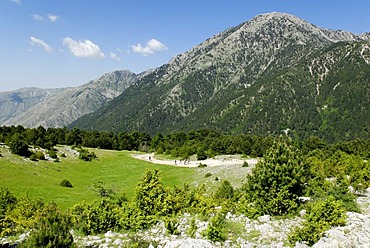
113, 239, 122, 246
257, 223, 273, 235
105, 230, 115, 238
299, 209, 306, 217
163, 238, 214, 248
258, 215, 270, 223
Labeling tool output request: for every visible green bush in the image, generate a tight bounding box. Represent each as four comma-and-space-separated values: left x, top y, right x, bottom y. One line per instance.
9, 134, 30, 157
60, 179, 73, 188
156, 146, 164, 154
164, 216, 179, 235
198, 163, 207, 168
288, 196, 346, 246
0, 196, 45, 237
91, 180, 115, 198
197, 147, 207, 160
244, 141, 305, 215
242, 161, 249, 167
48, 150, 57, 159
214, 180, 234, 201
204, 211, 227, 242
205, 172, 212, 178
78, 148, 97, 161
20, 204, 75, 248
70, 199, 121, 235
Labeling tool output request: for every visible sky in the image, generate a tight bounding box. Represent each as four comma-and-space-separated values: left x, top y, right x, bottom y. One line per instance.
0, 0, 369, 92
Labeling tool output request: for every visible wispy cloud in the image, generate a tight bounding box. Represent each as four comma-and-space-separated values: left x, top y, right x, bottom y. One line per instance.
11, 0, 21, 5
32, 13, 59, 22
33, 14, 43, 21
47, 14, 59, 22
110, 52, 121, 61
30, 36, 53, 53
63, 37, 105, 59
132, 39, 167, 56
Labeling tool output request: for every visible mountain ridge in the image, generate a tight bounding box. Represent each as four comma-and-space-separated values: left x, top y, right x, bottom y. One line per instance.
1, 69, 148, 128
70, 12, 369, 141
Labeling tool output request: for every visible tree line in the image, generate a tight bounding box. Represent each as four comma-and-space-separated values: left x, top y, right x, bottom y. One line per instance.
0, 125, 369, 160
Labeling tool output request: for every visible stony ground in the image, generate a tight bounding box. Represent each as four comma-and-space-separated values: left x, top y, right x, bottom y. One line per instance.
71, 191, 370, 248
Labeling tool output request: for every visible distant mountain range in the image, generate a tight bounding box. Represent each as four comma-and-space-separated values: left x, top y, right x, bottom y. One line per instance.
1, 12, 369, 141
1, 70, 150, 128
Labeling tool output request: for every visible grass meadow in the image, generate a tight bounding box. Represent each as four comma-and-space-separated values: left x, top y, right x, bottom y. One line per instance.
0, 145, 196, 209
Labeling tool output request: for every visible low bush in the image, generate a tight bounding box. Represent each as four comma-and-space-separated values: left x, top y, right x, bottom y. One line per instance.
78, 148, 97, 161
60, 179, 73, 188
242, 161, 249, 167
288, 196, 346, 246
21, 204, 75, 248
204, 210, 227, 242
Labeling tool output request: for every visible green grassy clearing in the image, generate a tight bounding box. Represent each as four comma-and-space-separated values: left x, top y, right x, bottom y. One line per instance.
0, 146, 196, 209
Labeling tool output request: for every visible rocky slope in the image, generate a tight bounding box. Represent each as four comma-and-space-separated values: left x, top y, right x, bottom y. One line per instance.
70, 12, 370, 141
2, 70, 146, 128
2, 192, 369, 247
0, 87, 66, 125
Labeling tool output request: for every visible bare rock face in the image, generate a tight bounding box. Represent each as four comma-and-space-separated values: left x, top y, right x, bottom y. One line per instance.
1, 70, 144, 128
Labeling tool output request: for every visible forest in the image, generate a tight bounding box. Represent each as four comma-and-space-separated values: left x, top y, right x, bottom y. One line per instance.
0, 125, 370, 246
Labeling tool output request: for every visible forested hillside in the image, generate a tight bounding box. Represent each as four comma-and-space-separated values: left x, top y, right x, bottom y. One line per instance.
70, 13, 370, 142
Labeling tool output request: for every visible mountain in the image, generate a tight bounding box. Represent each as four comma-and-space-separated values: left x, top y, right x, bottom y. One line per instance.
0, 87, 66, 125
2, 70, 147, 128
70, 12, 370, 141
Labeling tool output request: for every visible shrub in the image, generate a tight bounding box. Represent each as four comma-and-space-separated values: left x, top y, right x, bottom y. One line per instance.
21, 204, 75, 248
35, 151, 46, 160
204, 211, 227, 242
164, 216, 179, 235
242, 161, 249, 167
205, 172, 212, 178
91, 180, 114, 198
198, 163, 207, 168
70, 199, 121, 235
156, 147, 164, 154
187, 218, 197, 238
244, 141, 305, 215
48, 150, 57, 159
197, 147, 207, 160
0, 196, 45, 237
288, 196, 346, 246
9, 134, 30, 157
214, 180, 234, 201
60, 179, 73, 188
78, 148, 97, 161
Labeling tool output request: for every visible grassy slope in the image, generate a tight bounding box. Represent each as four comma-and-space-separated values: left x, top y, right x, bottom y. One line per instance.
0, 146, 196, 209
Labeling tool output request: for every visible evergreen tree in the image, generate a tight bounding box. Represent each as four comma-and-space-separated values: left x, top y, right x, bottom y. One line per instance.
244, 140, 305, 215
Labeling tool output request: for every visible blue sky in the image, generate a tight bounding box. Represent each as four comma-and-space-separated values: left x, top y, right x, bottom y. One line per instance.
1, 0, 369, 92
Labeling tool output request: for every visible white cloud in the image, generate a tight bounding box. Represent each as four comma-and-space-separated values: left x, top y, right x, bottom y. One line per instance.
33, 14, 43, 21
63, 37, 105, 59
47, 14, 59, 22
11, 0, 21, 5
110, 52, 120, 61
33, 14, 59, 22
132, 38, 167, 56
30, 36, 53, 53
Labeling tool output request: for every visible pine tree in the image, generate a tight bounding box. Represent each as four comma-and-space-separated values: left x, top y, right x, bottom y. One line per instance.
244, 140, 305, 215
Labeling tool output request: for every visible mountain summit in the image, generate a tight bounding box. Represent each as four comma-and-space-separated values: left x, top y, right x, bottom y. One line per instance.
3, 12, 368, 141
70, 12, 369, 141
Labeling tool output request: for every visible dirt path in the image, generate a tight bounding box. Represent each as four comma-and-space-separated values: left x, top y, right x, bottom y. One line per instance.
131, 153, 258, 168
